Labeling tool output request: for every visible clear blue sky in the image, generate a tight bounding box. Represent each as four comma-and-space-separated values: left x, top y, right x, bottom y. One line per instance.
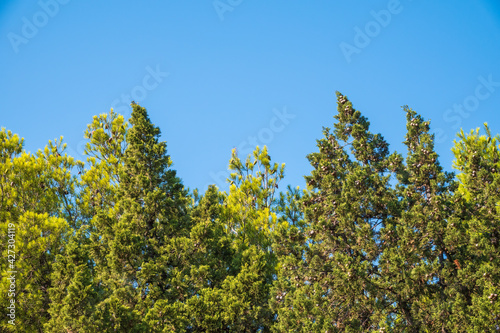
2, 1, 500, 192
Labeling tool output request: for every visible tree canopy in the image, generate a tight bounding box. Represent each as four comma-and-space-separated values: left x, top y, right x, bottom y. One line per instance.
1, 94, 499, 332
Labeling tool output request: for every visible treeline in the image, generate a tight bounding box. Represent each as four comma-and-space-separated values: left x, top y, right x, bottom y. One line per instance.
1, 93, 499, 332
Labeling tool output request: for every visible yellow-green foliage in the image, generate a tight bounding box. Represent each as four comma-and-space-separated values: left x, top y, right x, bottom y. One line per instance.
0, 128, 78, 332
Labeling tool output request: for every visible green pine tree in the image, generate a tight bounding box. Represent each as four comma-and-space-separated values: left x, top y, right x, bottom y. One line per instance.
45, 109, 128, 332
104, 103, 190, 331
290, 92, 397, 331
185, 146, 285, 332
447, 125, 500, 331
1, 129, 79, 332
377, 107, 456, 331
272, 93, 460, 332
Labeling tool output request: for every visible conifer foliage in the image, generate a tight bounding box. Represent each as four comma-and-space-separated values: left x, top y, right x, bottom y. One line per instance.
1, 95, 499, 332
272, 92, 399, 331
1, 130, 78, 333
105, 103, 190, 330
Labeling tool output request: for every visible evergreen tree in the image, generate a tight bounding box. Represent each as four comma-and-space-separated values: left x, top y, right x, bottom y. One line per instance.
272, 93, 459, 331
225, 146, 284, 252
270, 185, 307, 332
447, 125, 500, 330
282, 92, 398, 331
0, 129, 79, 332
182, 185, 235, 331
378, 107, 456, 331
178, 146, 286, 332
45, 110, 128, 332
104, 103, 190, 331
223, 146, 284, 331
44, 227, 101, 332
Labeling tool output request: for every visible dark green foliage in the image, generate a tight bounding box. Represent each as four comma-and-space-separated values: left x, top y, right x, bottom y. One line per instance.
271, 93, 498, 332
105, 104, 190, 330
45, 227, 101, 332
272, 92, 398, 331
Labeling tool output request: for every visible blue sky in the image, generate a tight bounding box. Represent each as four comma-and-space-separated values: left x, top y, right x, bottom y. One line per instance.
1, 0, 500, 192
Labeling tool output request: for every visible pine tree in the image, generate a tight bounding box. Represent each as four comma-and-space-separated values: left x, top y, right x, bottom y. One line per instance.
224, 146, 284, 331
185, 146, 285, 332
45, 110, 128, 332
44, 227, 101, 332
270, 93, 463, 331
270, 185, 306, 332
180, 185, 235, 331
377, 107, 456, 331
104, 103, 190, 330
272, 92, 399, 331
225, 145, 284, 252
0, 129, 78, 332
447, 125, 500, 330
